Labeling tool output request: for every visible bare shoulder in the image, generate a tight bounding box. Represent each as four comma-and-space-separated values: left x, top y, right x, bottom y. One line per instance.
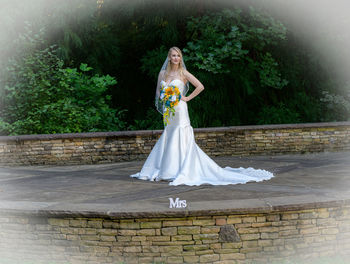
158, 70, 166, 80
183, 69, 191, 78
182, 69, 192, 82
183, 69, 202, 87
159, 70, 166, 77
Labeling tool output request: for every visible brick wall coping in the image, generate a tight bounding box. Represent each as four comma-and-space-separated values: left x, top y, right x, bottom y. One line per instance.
0, 121, 349, 142
0, 198, 349, 219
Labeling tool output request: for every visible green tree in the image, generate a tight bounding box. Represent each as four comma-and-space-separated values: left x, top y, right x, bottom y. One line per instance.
0, 25, 126, 136
180, 7, 288, 126
2, 0, 348, 133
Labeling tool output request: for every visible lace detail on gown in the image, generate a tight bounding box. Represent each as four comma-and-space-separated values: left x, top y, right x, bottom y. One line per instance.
130, 79, 274, 186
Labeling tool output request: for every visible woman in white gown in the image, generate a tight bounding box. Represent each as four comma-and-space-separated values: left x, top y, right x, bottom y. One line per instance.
130, 47, 274, 186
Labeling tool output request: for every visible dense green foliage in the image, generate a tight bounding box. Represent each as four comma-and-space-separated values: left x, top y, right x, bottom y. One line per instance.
182, 8, 289, 126
0, 0, 349, 135
0, 25, 126, 135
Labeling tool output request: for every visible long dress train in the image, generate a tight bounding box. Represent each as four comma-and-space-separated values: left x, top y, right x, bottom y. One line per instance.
130, 79, 274, 186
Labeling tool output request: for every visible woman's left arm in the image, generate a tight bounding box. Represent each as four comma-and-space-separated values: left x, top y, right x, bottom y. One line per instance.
181, 70, 205, 102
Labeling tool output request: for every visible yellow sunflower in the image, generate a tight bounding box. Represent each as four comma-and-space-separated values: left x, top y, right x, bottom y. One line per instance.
165, 88, 175, 96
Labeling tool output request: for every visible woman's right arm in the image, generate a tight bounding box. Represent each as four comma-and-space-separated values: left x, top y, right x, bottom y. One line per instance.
156, 70, 165, 97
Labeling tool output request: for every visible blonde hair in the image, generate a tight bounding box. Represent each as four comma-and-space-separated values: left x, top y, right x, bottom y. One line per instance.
165, 46, 185, 81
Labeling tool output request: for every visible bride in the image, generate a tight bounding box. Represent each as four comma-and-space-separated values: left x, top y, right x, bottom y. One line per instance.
130, 47, 274, 186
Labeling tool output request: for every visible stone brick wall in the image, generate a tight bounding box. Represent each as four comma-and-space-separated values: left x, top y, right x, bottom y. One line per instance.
0, 203, 350, 263
0, 122, 349, 166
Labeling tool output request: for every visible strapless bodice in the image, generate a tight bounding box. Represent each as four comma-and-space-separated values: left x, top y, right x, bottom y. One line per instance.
160, 79, 189, 128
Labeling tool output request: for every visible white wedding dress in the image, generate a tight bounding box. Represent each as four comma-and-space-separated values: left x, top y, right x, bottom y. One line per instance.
130, 79, 274, 186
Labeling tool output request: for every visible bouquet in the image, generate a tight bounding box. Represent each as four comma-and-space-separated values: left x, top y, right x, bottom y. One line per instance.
159, 82, 182, 126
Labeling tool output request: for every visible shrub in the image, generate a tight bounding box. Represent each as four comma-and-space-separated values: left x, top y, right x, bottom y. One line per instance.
0, 24, 126, 135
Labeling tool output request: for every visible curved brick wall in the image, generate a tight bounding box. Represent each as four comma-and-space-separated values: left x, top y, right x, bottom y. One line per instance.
0, 122, 349, 166
0, 202, 350, 263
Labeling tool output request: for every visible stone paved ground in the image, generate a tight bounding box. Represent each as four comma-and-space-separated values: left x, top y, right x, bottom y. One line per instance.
0, 151, 349, 216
